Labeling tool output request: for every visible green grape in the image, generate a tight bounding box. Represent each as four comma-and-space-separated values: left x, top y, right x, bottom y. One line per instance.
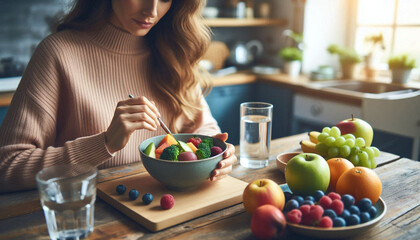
345, 139, 355, 148
371, 157, 377, 168
351, 146, 361, 156
355, 138, 366, 147
339, 145, 351, 157
318, 133, 329, 143
349, 153, 360, 166
315, 143, 329, 155
364, 147, 375, 159
335, 136, 346, 147
330, 127, 341, 138
322, 127, 331, 134
342, 134, 356, 140
325, 136, 336, 147
358, 151, 370, 168
328, 147, 339, 158
371, 146, 380, 157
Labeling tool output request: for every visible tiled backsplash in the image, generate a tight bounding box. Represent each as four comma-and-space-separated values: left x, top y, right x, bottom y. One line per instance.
0, 0, 71, 78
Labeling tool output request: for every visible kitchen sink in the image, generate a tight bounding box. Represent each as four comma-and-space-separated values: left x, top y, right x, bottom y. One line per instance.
309, 80, 419, 97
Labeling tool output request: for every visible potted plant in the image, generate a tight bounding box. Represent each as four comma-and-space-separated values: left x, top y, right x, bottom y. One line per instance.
364, 33, 385, 79
388, 54, 416, 83
280, 47, 302, 77
327, 44, 362, 79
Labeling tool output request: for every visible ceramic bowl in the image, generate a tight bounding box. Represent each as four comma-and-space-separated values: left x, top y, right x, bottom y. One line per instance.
276, 152, 302, 172
139, 134, 227, 191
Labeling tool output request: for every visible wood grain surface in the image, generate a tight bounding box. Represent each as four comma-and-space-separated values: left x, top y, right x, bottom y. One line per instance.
97, 173, 248, 232
0, 133, 418, 240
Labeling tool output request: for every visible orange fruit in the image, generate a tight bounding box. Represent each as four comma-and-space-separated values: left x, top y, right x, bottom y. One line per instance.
336, 167, 382, 204
327, 158, 354, 192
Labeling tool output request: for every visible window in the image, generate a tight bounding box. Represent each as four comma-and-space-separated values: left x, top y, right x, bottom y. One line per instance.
354, 0, 420, 80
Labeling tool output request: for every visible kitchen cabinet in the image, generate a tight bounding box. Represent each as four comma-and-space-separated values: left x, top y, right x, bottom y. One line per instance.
205, 84, 255, 145
255, 83, 294, 140
291, 93, 362, 134
205, 82, 293, 145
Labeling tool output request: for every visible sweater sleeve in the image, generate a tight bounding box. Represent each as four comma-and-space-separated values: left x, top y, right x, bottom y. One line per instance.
0, 36, 113, 193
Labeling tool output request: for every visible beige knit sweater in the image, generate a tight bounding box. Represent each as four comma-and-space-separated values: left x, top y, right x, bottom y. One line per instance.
0, 23, 220, 192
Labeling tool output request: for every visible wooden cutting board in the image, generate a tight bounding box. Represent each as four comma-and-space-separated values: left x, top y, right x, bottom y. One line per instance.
97, 172, 248, 232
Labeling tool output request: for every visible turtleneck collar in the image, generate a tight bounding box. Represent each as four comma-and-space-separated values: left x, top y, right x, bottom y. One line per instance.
86, 23, 147, 54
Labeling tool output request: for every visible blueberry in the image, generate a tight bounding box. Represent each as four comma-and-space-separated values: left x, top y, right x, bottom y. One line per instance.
284, 192, 294, 203
333, 217, 346, 227
360, 212, 371, 223
142, 193, 153, 205
301, 200, 314, 206
305, 196, 315, 202
349, 205, 360, 215
340, 209, 351, 219
324, 209, 337, 219
368, 206, 378, 218
128, 189, 139, 200
116, 184, 126, 195
292, 196, 304, 205
313, 190, 325, 201
341, 194, 355, 208
346, 214, 361, 226
284, 199, 300, 212
357, 198, 372, 212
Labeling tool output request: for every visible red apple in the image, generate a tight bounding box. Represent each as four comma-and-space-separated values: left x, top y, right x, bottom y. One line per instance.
336, 116, 374, 146
251, 205, 287, 240
242, 179, 285, 214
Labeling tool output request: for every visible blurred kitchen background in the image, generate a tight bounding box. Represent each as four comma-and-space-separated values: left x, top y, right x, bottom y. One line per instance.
2, 0, 420, 81
1, 0, 420, 160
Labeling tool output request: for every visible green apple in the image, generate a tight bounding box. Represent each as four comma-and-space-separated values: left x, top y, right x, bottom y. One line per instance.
335, 116, 374, 146
285, 153, 330, 196
144, 142, 156, 158
177, 140, 193, 152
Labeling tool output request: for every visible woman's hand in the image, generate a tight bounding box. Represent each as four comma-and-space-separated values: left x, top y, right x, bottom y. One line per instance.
105, 96, 160, 154
210, 133, 237, 181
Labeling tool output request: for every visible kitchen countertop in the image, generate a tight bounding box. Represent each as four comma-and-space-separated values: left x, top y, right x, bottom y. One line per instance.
1, 73, 420, 107
0, 133, 419, 239
212, 72, 420, 106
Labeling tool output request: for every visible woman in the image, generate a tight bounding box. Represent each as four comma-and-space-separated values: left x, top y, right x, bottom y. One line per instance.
0, 0, 237, 192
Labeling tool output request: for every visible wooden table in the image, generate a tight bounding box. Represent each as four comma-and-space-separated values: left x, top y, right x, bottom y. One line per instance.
0, 133, 419, 239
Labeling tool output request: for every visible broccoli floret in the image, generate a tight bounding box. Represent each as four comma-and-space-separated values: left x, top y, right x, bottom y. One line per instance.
160, 145, 180, 161
196, 142, 211, 159
201, 138, 214, 148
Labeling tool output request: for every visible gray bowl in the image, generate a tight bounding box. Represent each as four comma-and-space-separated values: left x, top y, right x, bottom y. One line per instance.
139, 134, 227, 191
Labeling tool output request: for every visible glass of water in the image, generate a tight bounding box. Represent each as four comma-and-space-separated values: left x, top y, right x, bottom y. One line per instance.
240, 102, 273, 169
36, 164, 98, 240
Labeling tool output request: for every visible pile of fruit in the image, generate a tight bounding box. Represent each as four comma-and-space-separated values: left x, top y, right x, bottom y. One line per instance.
284, 191, 378, 228
242, 118, 384, 239
143, 134, 223, 161
300, 116, 381, 169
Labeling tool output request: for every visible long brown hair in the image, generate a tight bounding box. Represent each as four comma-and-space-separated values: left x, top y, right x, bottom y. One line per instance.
55, 0, 212, 133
